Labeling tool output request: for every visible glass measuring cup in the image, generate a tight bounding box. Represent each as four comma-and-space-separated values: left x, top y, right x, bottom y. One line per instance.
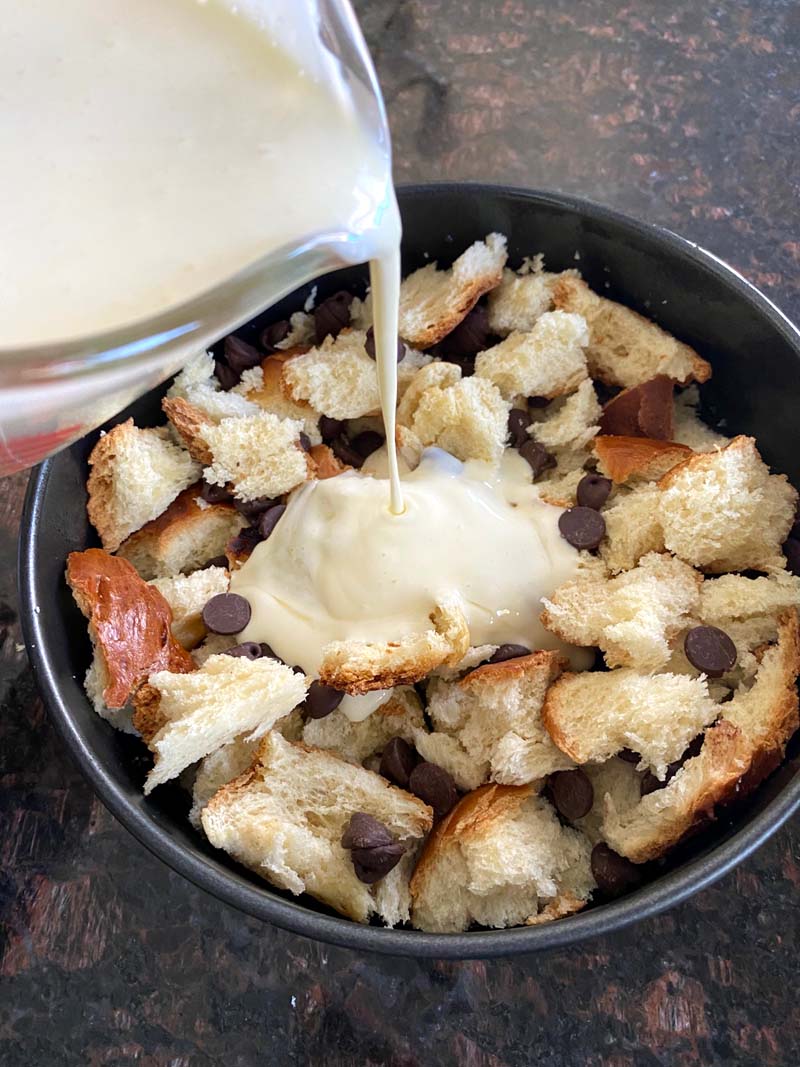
0, 0, 394, 474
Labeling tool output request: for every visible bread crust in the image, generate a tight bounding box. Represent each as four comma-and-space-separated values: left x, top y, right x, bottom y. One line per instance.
162, 396, 214, 464
308, 443, 349, 480
594, 435, 693, 484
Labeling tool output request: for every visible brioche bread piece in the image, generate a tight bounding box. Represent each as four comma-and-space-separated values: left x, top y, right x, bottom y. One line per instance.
409, 786, 594, 932
238, 353, 322, 444
602, 611, 800, 861
574, 757, 644, 845
593, 436, 693, 485
672, 386, 729, 453
599, 485, 665, 573
149, 566, 229, 650
167, 351, 260, 422
201, 731, 433, 924
541, 553, 702, 671
530, 379, 601, 452
116, 486, 246, 581
86, 421, 201, 552
425, 652, 574, 786
302, 687, 425, 765
202, 411, 310, 502
398, 233, 507, 348
319, 599, 470, 694
83, 654, 137, 733
189, 735, 259, 828
551, 275, 712, 388
411, 728, 489, 792
396, 361, 461, 426
67, 549, 195, 711
161, 397, 215, 464
658, 436, 797, 573
542, 668, 719, 779
191, 632, 237, 667
133, 653, 308, 793
486, 267, 569, 335
474, 311, 589, 401
307, 443, 349, 480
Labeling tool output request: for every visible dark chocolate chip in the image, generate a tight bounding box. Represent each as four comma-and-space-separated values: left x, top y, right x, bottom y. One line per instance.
224, 335, 263, 376
684, 625, 737, 678
576, 473, 612, 510
303, 680, 344, 720
201, 592, 252, 635
204, 555, 230, 570
298, 432, 312, 452
213, 357, 240, 391
341, 812, 395, 850
438, 304, 490, 358
488, 643, 531, 664
364, 326, 405, 363
351, 430, 384, 461
227, 526, 263, 559
319, 415, 345, 444
314, 290, 354, 344
260, 319, 291, 352
518, 439, 556, 480
408, 762, 458, 821
259, 642, 280, 661
590, 843, 642, 896
507, 407, 532, 448
234, 496, 280, 523
351, 842, 406, 883
558, 506, 606, 550
379, 737, 418, 788
200, 480, 233, 505
330, 435, 365, 468
549, 768, 594, 821
224, 642, 263, 661
257, 503, 286, 540
784, 537, 800, 576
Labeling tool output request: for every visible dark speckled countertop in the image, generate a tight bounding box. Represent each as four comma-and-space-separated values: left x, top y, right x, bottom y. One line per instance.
2, 2, 799, 1064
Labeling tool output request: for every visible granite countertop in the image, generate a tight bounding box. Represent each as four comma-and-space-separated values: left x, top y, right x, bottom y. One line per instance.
2, 2, 799, 1064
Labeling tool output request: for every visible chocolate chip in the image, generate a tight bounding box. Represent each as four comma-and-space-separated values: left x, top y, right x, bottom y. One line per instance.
576, 473, 612, 510
519, 439, 556, 479
259, 642, 280, 661
204, 555, 230, 570
224, 642, 263, 660
303, 680, 344, 720
784, 537, 800, 576
351, 430, 384, 460
341, 811, 395, 850
224, 335, 263, 376
351, 842, 406, 883
438, 304, 490, 358
234, 496, 279, 523
298, 432, 312, 452
314, 290, 354, 344
213, 357, 240, 391
618, 748, 641, 764
257, 503, 286, 540
200, 480, 232, 505
488, 644, 531, 664
558, 506, 606, 550
201, 592, 252, 635
590, 843, 642, 897
549, 768, 594, 821
319, 415, 345, 444
599, 376, 674, 439
330, 435, 365, 468
379, 737, 418, 788
408, 762, 458, 821
260, 319, 291, 352
364, 326, 405, 363
227, 526, 263, 559
528, 395, 551, 409
508, 407, 532, 448
684, 625, 737, 678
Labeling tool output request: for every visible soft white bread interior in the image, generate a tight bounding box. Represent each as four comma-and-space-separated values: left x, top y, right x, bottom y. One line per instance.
302, 687, 425, 765
86, 420, 201, 552
658, 436, 797, 573
201, 731, 432, 925
167, 351, 260, 422
551, 274, 712, 388
574, 757, 644, 845
239, 355, 322, 444
541, 552, 702, 671
599, 485, 666, 573
202, 411, 310, 502
133, 653, 308, 793
529, 379, 601, 452
486, 266, 570, 335
409, 785, 594, 932
149, 566, 229, 649
474, 310, 589, 401
398, 233, 507, 348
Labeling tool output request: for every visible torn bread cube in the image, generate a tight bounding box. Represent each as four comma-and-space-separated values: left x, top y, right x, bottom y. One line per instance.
116, 486, 245, 581
474, 310, 589, 401
166, 351, 260, 422
133, 653, 308, 793
86, 420, 201, 552
552, 275, 712, 388
319, 599, 470, 694
542, 667, 719, 779
594, 436, 693, 485
486, 267, 570, 335
602, 611, 800, 861
658, 436, 797, 573
302, 687, 425, 765
201, 731, 433, 924
529, 379, 601, 452
672, 386, 729, 453
67, 549, 195, 712
236, 353, 322, 445
409, 785, 594, 932
398, 233, 507, 348
161, 397, 215, 464
202, 411, 311, 502
424, 652, 574, 786
573, 758, 645, 845
149, 566, 229, 650
599, 485, 665, 573
541, 553, 702, 671
411, 728, 489, 792
274, 310, 315, 350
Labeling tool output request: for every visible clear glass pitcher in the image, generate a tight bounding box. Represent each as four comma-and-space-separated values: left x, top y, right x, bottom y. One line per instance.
0, 0, 393, 474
